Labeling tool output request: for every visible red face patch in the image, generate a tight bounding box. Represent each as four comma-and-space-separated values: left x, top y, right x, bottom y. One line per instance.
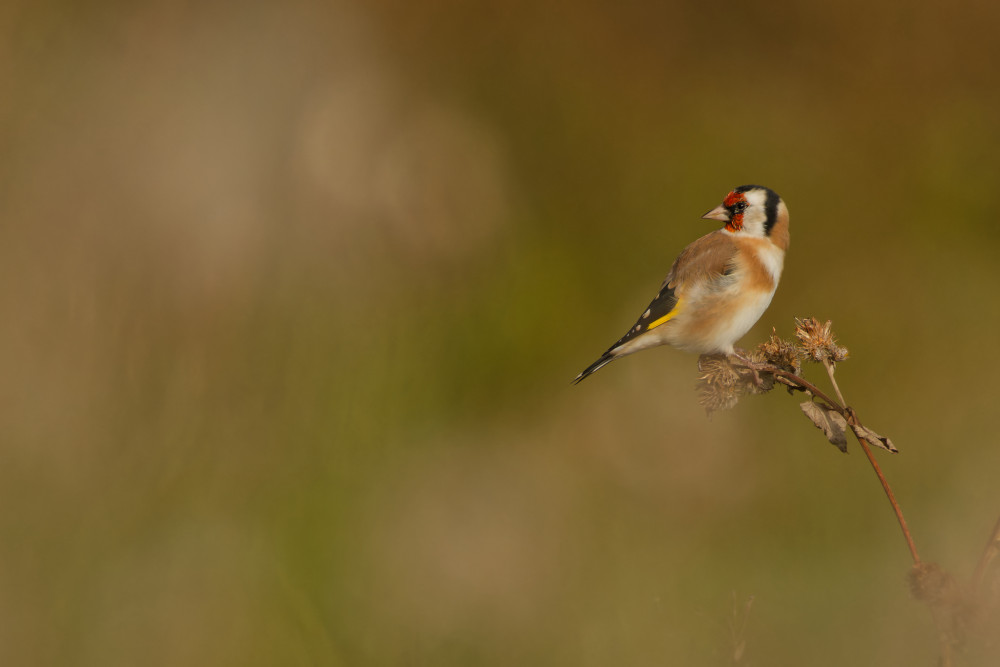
723, 191, 747, 232
723, 191, 745, 208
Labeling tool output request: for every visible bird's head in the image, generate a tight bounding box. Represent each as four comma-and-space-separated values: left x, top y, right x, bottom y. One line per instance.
702, 185, 788, 244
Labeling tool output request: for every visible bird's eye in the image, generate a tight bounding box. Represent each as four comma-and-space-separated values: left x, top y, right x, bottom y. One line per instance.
733, 201, 748, 213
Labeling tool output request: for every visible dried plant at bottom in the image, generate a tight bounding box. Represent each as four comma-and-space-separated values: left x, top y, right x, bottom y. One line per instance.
694, 317, 1000, 666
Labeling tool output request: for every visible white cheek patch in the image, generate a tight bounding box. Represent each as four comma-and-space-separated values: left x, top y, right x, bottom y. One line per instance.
742, 189, 763, 207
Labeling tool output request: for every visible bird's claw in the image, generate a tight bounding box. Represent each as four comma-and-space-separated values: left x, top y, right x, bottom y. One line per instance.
730, 351, 765, 389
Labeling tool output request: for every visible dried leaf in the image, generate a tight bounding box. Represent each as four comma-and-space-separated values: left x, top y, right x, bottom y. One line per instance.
850, 423, 899, 453
800, 401, 849, 452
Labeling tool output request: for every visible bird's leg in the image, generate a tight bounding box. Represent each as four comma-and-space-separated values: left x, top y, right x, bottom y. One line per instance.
729, 349, 764, 388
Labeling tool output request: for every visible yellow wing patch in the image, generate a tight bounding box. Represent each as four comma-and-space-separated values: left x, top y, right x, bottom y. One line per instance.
646, 297, 684, 331
605, 287, 684, 353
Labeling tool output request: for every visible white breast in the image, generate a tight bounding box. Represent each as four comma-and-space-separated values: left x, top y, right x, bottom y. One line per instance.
756, 243, 785, 284
673, 242, 784, 354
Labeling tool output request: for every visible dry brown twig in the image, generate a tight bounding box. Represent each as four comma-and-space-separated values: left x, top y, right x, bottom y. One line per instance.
698, 317, 1000, 665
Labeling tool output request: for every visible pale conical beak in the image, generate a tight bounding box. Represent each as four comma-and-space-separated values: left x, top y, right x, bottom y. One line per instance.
701, 205, 730, 222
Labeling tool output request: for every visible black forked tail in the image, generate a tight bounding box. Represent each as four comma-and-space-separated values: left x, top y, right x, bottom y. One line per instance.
572, 351, 615, 384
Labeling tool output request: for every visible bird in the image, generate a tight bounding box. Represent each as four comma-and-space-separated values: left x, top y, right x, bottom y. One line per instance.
573, 185, 790, 384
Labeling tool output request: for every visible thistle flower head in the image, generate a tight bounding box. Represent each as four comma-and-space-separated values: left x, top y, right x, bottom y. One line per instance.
696, 318, 850, 414
697, 355, 772, 413
795, 317, 849, 363
697, 356, 743, 412
752, 330, 802, 374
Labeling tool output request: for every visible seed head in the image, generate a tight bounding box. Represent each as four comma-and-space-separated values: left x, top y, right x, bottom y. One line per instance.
697, 354, 772, 413
795, 317, 849, 363
752, 330, 802, 374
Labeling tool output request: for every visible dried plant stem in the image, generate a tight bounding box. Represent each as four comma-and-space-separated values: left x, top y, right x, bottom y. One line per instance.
739, 358, 921, 566
939, 633, 955, 667
972, 514, 1000, 589
852, 425, 921, 566
822, 359, 847, 407
708, 320, 998, 665
758, 365, 841, 417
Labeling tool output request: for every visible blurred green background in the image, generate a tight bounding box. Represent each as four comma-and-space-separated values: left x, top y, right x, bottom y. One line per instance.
3, 0, 1000, 664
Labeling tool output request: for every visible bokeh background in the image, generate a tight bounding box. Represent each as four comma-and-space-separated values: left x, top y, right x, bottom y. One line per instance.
3, 0, 1000, 664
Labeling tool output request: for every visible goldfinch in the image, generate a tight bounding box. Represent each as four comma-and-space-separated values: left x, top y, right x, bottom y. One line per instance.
573, 185, 790, 384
